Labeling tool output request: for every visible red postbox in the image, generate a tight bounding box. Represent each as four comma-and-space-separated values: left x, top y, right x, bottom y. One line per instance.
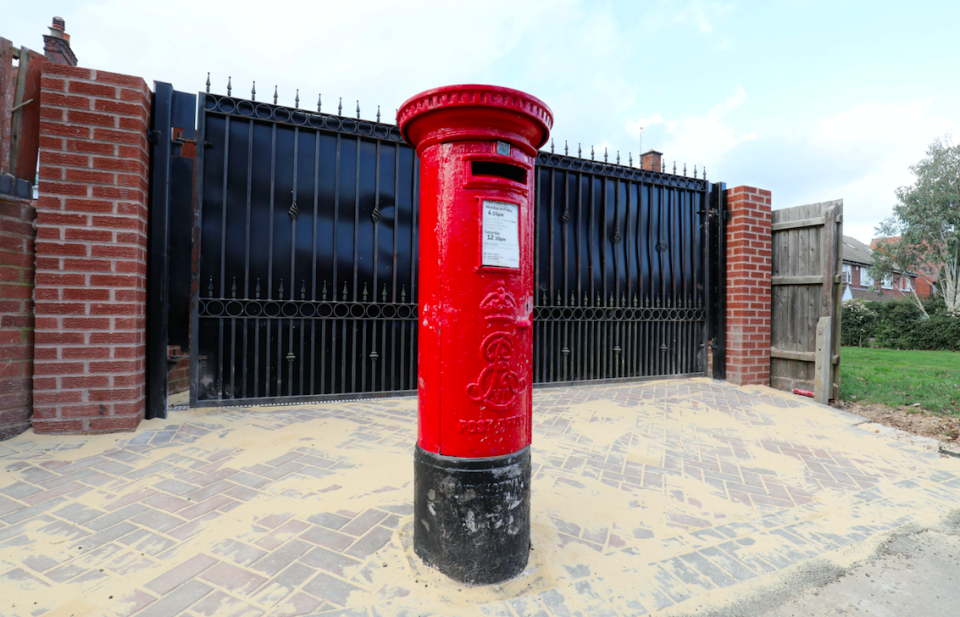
398, 85, 552, 584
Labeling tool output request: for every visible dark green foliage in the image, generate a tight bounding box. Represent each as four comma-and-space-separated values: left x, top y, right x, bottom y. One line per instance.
852, 299, 960, 350
898, 313, 960, 351
873, 301, 922, 347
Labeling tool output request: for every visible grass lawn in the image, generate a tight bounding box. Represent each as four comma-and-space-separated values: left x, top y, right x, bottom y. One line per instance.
840, 347, 960, 416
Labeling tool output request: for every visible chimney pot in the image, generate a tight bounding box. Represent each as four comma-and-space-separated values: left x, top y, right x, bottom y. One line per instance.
43, 16, 78, 66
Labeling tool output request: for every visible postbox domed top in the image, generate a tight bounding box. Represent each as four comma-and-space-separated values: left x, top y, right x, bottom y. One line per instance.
398, 84, 553, 154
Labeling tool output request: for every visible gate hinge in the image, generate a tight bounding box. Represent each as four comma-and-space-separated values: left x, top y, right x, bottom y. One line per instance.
171, 127, 212, 148
147, 129, 162, 144
171, 127, 196, 146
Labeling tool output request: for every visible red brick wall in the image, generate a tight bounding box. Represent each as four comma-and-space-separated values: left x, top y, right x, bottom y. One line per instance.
33, 62, 151, 434
724, 186, 772, 386
914, 275, 934, 298
0, 191, 36, 440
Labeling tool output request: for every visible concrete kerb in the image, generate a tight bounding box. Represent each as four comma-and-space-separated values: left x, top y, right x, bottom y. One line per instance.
671, 508, 960, 617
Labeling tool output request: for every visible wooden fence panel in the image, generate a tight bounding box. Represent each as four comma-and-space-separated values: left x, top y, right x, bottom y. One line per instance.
770, 200, 842, 403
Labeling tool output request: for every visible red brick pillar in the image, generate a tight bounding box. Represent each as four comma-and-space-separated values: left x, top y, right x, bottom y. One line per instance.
0, 177, 36, 440
724, 186, 772, 386
33, 62, 151, 434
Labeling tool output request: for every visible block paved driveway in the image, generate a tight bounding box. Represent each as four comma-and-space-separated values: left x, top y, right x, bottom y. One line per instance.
1, 378, 959, 616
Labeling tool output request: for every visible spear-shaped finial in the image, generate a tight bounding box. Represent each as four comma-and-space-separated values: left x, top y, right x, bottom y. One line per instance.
629, 152, 633, 167
683, 163, 687, 177
616, 151, 620, 165
227, 76, 232, 96
673, 161, 677, 174
205, 72, 210, 93
694, 164, 697, 178
251, 81, 256, 101
550, 138, 555, 154
565, 140, 569, 156
662, 160, 666, 173
318, 93, 322, 112
604, 147, 608, 163
273, 85, 278, 105
591, 145, 595, 160
356, 100, 360, 119
338, 97, 342, 116
578, 143, 582, 158
295, 89, 300, 109
376, 105, 381, 122
704, 166, 707, 180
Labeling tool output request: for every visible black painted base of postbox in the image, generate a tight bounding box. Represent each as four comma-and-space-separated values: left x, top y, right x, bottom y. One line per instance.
413, 445, 531, 585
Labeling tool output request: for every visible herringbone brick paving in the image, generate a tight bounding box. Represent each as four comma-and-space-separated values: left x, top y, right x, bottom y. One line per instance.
0, 378, 958, 616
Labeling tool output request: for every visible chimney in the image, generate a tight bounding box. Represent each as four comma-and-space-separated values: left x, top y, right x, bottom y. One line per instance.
640, 149, 662, 172
43, 16, 77, 66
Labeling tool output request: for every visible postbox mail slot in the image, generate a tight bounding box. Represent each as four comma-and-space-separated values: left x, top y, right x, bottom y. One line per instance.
471, 161, 527, 184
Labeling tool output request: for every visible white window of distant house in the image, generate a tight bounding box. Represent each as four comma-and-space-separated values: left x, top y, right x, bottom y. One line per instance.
900, 276, 912, 292
842, 264, 852, 284
882, 274, 894, 289
860, 267, 874, 288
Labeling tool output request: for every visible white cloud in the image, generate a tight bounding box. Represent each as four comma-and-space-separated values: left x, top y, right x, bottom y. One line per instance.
799, 101, 955, 241
626, 85, 757, 167
63, 0, 577, 116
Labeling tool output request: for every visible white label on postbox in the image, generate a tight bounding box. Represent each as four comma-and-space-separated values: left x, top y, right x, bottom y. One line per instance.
482, 200, 520, 269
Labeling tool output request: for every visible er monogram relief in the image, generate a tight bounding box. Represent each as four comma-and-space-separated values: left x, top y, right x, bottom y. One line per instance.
466, 285, 528, 408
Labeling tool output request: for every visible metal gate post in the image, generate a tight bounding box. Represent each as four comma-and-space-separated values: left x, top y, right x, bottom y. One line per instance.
189, 94, 207, 409
708, 182, 727, 380
146, 84, 173, 420
146, 84, 197, 419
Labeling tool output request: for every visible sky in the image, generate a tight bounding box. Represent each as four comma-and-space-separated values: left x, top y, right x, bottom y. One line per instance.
5, 0, 958, 243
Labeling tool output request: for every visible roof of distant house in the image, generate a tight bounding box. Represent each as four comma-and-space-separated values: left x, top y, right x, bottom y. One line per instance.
842, 235, 873, 266
870, 236, 939, 281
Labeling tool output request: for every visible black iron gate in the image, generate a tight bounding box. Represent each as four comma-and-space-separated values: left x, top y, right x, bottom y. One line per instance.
168, 88, 726, 408
533, 152, 718, 385
190, 93, 420, 406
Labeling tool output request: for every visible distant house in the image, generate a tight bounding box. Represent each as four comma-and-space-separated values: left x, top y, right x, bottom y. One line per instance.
840, 235, 933, 302
870, 236, 938, 299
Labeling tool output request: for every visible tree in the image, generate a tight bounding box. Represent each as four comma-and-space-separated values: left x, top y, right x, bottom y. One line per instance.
872, 136, 960, 316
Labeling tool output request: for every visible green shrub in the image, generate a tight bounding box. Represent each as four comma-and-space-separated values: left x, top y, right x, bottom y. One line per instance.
860, 298, 960, 350
872, 300, 922, 347
898, 313, 960, 351
923, 296, 948, 316
840, 299, 877, 347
